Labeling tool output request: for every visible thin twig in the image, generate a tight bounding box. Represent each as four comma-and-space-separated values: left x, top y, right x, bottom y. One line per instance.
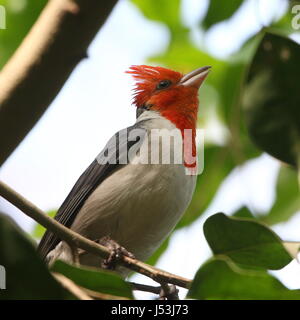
0, 180, 192, 289
128, 281, 161, 295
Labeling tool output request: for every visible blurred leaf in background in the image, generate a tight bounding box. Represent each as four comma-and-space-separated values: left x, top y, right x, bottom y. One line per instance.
242, 32, 300, 167
131, 0, 182, 31
202, 0, 245, 30
260, 165, 300, 225
232, 206, 256, 219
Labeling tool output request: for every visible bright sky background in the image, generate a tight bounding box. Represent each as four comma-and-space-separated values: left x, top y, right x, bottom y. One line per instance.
0, 0, 299, 299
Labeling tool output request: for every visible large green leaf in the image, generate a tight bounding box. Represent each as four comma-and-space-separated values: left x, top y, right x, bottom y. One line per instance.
202, 0, 244, 30
242, 32, 300, 167
203, 213, 292, 269
188, 256, 300, 300
0, 0, 47, 67
51, 260, 133, 299
0, 213, 70, 299
260, 165, 300, 225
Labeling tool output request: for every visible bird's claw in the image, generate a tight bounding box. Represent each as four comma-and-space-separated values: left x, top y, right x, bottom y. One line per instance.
97, 236, 135, 270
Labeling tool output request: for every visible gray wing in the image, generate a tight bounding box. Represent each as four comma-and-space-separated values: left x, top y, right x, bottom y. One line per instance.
38, 125, 146, 260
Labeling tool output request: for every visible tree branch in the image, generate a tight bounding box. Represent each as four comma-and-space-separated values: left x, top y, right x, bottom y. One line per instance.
0, 180, 192, 289
0, 0, 118, 165
128, 281, 161, 295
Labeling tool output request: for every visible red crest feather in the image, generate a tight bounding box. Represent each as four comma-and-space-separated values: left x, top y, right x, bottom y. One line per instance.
126, 65, 182, 107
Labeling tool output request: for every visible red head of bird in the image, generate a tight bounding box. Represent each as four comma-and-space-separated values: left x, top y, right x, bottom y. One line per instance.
126, 65, 211, 169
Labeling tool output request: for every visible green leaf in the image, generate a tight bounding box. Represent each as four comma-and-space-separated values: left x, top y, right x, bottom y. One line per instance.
215, 32, 263, 124
242, 31, 300, 167
203, 213, 292, 269
51, 260, 133, 299
150, 37, 225, 74
188, 256, 300, 300
269, 11, 298, 36
214, 35, 262, 162
32, 209, 56, 239
0, 213, 70, 299
130, 0, 181, 31
131, 0, 226, 74
202, 0, 244, 30
260, 165, 300, 225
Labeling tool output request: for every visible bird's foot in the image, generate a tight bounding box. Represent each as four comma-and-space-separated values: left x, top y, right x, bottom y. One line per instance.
158, 284, 179, 300
97, 236, 135, 270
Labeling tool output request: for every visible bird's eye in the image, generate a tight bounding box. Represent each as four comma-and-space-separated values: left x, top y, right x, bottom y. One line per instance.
156, 80, 172, 90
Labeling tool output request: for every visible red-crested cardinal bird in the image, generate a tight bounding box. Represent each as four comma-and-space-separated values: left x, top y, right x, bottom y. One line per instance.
38, 65, 211, 272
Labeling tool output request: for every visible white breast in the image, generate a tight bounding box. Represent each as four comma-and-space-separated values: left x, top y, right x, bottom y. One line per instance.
48, 111, 197, 269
